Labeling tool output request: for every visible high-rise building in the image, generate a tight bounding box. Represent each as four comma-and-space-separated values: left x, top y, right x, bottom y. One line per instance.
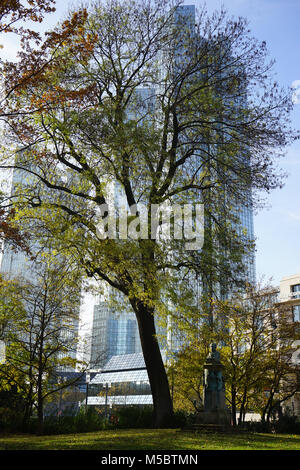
0, 167, 36, 280
90, 299, 142, 368
0, 166, 80, 369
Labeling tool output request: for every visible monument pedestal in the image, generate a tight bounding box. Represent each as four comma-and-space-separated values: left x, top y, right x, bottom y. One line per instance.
196, 409, 231, 426
197, 343, 231, 428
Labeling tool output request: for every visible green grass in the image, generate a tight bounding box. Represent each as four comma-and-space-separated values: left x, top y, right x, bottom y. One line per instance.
0, 428, 300, 450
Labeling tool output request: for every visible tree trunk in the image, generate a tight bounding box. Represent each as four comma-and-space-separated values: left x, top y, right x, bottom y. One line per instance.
37, 357, 44, 434
37, 399, 44, 435
133, 300, 173, 427
238, 389, 247, 426
22, 399, 33, 432
231, 388, 237, 426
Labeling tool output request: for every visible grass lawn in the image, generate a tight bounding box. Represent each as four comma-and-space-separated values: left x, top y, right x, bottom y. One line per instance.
0, 428, 300, 451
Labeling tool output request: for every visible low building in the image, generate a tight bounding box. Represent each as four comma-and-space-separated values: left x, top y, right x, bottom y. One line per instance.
86, 352, 152, 409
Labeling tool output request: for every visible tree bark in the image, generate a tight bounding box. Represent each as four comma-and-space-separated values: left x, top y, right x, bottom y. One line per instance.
22, 398, 33, 431
37, 399, 44, 435
231, 387, 237, 426
132, 300, 173, 427
37, 373, 44, 435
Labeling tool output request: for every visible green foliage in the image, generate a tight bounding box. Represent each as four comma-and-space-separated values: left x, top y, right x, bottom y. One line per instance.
169, 282, 300, 426
273, 414, 300, 434
0, 256, 86, 433
246, 414, 300, 435
40, 407, 107, 435
0, 406, 109, 435
0, 408, 24, 433
115, 406, 154, 428
114, 406, 190, 429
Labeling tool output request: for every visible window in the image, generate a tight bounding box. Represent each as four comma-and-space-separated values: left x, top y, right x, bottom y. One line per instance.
292, 284, 300, 292
292, 305, 300, 322
291, 284, 300, 299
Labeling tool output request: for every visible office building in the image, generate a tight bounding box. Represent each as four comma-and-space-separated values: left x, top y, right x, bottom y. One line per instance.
87, 352, 152, 407
0, 166, 80, 369
279, 274, 300, 417
90, 299, 142, 368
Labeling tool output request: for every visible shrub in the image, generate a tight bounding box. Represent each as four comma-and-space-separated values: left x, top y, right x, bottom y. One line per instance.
244, 414, 300, 435
115, 406, 154, 428
0, 407, 24, 433
39, 406, 107, 435
114, 406, 193, 429
273, 414, 300, 434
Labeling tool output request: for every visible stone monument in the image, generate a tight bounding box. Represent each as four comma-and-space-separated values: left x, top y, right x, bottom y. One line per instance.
196, 343, 231, 426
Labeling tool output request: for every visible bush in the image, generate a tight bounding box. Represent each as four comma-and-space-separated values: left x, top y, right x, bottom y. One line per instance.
273, 414, 300, 434
244, 414, 300, 435
0, 407, 24, 433
244, 420, 273, 433
40, 406, 108, 435
114, 406, 193, 429
115, 406, 154, 428
162, 410, 191, 428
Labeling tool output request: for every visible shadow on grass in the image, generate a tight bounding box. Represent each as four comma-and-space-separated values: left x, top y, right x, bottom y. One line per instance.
0, 429, 300, 451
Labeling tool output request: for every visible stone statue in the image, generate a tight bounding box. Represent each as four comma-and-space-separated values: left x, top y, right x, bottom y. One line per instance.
196, 343, 230, 426
206, 343, 221, 364
203, 344, 225, 410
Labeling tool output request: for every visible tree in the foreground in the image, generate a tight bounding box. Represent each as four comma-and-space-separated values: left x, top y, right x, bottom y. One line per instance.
0, 256, 85, 434
0, 0, 296, 426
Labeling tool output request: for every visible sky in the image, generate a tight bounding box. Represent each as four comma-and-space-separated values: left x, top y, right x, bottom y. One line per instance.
1, 0, 300, 287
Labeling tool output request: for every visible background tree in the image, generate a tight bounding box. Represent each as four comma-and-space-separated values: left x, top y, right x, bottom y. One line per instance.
216, 285, 279, 426
167, 342, 206, 414
168, 281, 299, 426
0, 255, 85, 434
0, 0, 296, 426
0, 1, 56, 251
215, 282, 299, 426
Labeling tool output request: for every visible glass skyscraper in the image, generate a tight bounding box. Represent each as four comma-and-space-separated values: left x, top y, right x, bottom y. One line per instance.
0, 166, 80, 368
1, 167, 37, 280
90, 299, 142, 368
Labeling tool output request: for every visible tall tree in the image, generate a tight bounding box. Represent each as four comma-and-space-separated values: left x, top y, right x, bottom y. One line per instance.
0, 0, 296, 426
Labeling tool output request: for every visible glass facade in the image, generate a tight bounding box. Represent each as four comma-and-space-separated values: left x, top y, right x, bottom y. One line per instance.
0, 245, 34, 280
90, 301, 142, 368
1, 169, 37, 281
293, 305, 300, 322
0, 167, 80, 368
291, 284, 300, 299
87, 353, 152, 406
